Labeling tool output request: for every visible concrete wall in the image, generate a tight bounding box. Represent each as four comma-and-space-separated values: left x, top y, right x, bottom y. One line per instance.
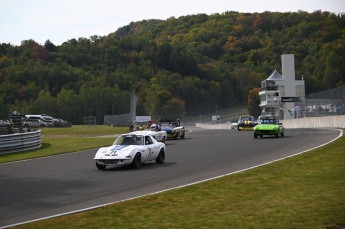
195, 123, 232, 129
195, 115, 345, 129
281, 115, 345, 129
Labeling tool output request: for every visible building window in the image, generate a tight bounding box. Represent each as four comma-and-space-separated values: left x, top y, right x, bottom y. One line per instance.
296, 85, 305, 97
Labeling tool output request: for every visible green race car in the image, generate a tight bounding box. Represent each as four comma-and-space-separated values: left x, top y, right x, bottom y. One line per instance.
253, 117, 285, 138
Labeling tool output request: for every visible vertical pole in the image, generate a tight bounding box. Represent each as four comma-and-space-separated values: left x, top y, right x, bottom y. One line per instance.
112, 104, 114, 127
130, 92, 137, 129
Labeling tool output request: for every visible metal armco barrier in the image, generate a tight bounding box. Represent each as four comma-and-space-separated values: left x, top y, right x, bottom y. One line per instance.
0, 130, 42, 154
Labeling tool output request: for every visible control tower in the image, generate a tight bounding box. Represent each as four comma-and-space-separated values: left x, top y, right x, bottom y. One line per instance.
259, 54, 305, 119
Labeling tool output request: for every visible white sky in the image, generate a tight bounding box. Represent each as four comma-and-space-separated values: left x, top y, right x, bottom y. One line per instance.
1, 0, 345, 46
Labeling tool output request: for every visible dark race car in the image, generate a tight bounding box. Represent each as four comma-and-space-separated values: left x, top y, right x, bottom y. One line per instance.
237, 115, 257, 131
159, 119, 185, 140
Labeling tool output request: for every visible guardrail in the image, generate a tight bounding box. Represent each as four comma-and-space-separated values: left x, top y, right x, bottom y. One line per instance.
0, 130, 42, 154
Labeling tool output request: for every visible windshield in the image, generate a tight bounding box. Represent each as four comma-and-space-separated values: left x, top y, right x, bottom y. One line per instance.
161, 123, 173, 127
240, 116, 254, 121
261, 119, 279, 124
114, 135, 144, 145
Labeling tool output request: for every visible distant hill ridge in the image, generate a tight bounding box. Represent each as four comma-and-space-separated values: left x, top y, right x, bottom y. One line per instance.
0, 11, 344, 124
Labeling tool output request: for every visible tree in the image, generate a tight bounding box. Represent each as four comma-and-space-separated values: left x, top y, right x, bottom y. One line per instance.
31, 90, 58, 115
57, 89, 81, 123
44, 40, 57, 52
247, 87, 261, 118
0, 95, 9, 119
154, 90, 172, 118
161, 97, 185, 119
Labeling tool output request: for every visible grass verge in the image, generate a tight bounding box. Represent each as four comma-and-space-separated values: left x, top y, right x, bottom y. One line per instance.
0, 125, 124, 163
0, 138, 113, 163
14, 135, 345, 228
40, 125, 128, 137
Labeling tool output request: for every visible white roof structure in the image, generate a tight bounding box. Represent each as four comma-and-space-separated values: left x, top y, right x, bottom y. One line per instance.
266, 70, 283, 81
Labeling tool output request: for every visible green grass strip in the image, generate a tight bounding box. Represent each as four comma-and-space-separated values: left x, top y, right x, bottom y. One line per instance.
0, 138, 113, 163
15, 135, 345, 229
0, 125, 124, 163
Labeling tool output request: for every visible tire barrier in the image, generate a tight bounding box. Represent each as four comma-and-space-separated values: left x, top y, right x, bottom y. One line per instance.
0, 129, 41, 155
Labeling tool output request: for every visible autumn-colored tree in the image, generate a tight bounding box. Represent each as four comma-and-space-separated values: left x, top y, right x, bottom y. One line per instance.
247, 87, 262, 119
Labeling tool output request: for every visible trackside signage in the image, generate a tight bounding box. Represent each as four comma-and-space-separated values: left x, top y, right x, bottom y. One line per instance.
281, 97, 296, 102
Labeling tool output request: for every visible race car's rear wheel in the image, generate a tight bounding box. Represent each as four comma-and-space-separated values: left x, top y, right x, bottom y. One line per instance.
162, 136, 166, 143
96, 162, 106, 170
280, 132, 285, 137
131, 153, 142, 169
254, 133, 258, 139
156, 149, 165, 164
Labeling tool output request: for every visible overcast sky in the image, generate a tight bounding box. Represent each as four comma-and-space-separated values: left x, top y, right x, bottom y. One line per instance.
1, 0, 344, 46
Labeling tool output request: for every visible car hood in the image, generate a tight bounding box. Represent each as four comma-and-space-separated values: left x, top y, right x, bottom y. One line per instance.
254, 124, 279, 130
161, 126, 174, 133
96, 145, 136, 156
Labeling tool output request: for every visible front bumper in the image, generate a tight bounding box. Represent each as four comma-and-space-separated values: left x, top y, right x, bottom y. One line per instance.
167, 132, 178, 139
254, 129, 279, 135
238, 123, 256, 130
238, 126, 254, 130
94, 157, 133, 166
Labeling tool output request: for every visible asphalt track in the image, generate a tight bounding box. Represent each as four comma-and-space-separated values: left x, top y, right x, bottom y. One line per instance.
0, 127, 341, 228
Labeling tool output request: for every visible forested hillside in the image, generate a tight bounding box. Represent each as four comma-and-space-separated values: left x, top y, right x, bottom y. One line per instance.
0, 10, 344, 124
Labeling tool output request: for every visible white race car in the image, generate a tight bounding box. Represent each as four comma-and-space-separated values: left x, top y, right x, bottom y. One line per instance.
129, 130, 167, 143
94, 133, 166, 170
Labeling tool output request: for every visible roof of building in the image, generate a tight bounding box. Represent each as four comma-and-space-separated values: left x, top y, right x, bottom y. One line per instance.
266, 70, 283, 81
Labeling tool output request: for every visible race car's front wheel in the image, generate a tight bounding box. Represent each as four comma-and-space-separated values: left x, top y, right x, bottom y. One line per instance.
156, 149, 165, 164
96, 162, 106, 170
180, 131, 185, 139
131, 153, 142, 169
